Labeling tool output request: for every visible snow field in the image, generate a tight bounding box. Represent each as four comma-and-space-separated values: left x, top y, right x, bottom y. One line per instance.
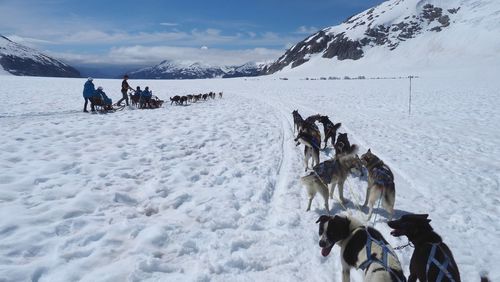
0, 74, 499, 281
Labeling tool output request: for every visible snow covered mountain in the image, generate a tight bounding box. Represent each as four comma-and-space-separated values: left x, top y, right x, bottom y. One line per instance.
263, 0, 500, 76
0, 35, 80, 77
128, 60, 265, 79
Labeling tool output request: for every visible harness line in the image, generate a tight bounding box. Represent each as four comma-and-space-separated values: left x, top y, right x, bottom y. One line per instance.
371, 193, 383, 226
345, 178, 365, 216
394, 241, 413, 250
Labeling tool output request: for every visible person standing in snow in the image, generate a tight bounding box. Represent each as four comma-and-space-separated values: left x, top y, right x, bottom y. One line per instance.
117, 75, 133, 106
82, 77, 95, 112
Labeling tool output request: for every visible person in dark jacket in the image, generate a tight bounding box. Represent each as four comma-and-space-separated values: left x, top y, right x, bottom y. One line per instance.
140, 86, 152, 108
117, 75, 133, 106
134, 86, 142, 99
82, 77, 95, 112
95, 86, 113, 110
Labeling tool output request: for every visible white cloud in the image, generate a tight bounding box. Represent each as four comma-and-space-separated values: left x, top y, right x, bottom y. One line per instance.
49, 45, 283, 67
160, 22, 179, 27
296, 26, 319, 34
4, 35, 55, 47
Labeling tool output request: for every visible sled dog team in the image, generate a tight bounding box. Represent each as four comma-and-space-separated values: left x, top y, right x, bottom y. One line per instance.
169, 91, 223, 105
292, 110, 472, 282
82, 76, 223, 112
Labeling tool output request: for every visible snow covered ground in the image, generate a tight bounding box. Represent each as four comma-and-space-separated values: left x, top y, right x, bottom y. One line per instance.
0, 73, 499, 281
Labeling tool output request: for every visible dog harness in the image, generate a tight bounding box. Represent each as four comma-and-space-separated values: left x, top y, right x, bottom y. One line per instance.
372, 165, 393, 186
313, 159, 338, 184
357, 227, 404, 282
426, 243, 456, 282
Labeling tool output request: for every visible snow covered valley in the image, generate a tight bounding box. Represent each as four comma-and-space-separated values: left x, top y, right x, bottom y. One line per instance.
0, 74, 499, 281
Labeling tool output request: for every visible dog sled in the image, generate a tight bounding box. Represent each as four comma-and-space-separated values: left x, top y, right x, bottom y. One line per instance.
128, 91, 164, 109
90, 97, 125, 113
139, 95, 164, 109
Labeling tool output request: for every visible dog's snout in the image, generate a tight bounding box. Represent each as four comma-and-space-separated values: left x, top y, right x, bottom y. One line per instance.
319, 240, 327, 248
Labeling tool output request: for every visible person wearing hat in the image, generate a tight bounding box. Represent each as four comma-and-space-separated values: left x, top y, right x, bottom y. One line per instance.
117, 75, 133, 106
95, 86, 113, 111
82, 77, 95, 112
140, 86, 153, 108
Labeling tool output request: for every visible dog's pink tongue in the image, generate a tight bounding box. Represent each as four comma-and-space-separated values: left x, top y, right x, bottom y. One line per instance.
321, 246, 332, 257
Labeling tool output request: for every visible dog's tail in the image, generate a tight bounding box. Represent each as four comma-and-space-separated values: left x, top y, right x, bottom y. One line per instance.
345, 144, 358, 155
480, 271, 490, 282
333, 123, 341, 130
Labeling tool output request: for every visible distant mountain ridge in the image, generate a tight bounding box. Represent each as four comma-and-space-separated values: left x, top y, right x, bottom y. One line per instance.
0, 35, 80, 77
128, 60, 266, 79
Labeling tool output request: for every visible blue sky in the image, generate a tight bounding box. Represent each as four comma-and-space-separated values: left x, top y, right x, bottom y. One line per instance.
1, 0, 384, 67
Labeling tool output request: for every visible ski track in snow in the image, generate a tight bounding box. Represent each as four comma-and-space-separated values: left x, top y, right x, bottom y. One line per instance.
0, 75, 499, 281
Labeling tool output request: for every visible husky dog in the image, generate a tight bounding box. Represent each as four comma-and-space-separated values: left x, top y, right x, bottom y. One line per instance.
202, 94, 209, 100
301, 153, 362, 211
292, 110, 304, 134
360, 149, 395, 220
316, 214, 406, 282
335, 133, 358, 156
304, 114, 322, 125
300, 114, 321, 135
186, 94, 193, 102
318, 115, 342, 149
295, 131, 321, 171
219, 92, 223, 98
388, 214, 461, 282
179, 96, 188, 105
170, 95, 180, 105
298, 117, 321, 141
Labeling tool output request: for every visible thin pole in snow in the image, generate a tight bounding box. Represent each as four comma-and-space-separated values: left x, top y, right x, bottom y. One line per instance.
408, 75, 413, 116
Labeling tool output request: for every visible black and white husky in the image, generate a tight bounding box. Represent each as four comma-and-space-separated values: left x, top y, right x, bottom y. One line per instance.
316, 214, 406, 282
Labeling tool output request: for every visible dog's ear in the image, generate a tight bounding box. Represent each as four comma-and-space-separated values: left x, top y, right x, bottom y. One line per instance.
402, 213, 430, 222
368, 148, 371, 153
316, 215, 331, 224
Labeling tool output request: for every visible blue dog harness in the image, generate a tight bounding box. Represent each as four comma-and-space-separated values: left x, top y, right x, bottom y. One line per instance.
357, 227, 404, 282
372, 165, 393, 186
426, 244, 456, 282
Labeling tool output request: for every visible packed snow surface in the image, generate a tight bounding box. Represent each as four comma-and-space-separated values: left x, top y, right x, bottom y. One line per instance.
0, 74, 499, 281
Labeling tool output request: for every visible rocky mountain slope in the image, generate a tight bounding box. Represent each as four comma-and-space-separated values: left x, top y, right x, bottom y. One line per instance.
0, 35, 80, 77
263, 0, 500, 75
